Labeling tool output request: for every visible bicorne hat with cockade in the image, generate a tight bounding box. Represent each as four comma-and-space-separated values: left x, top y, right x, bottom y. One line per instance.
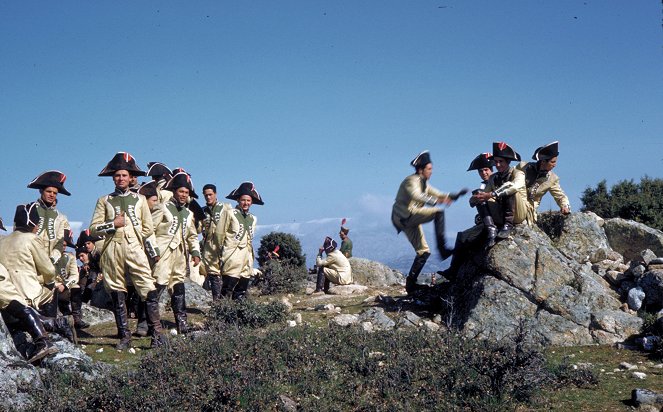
165, 172, 195, 194
63, 229, 76, 248
532, 141, 559, 161
98, 152, 146, 177
14, 203, 40, 229
27, 170, 71, 196
168, 168, 198, 198
146, 162, 173, 178
77, 229, 102, 248
226, 182, 264, 205
490, 142, 521, 162
467, 153, 495, 171
138, 181, 158, 198
410, 150, 432, 169
323, 236, 337, 253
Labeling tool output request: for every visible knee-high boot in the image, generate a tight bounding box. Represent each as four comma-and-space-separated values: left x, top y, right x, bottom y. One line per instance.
146, 286, 165, 348
405, 252, 431, 295
170, 283, 188, 334
209, 274, 223, 301
70, 288, 89, 329
134, 300, 148, 337
314, 267, 326, 293
476, 202, 498, 247
434, 211, 454, 260
110, 291, 131, 350
4, 301, 59, 363
232, 278, 251, 301
221, 275, 240, 299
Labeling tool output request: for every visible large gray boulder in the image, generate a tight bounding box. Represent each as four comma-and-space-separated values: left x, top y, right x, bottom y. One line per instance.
604, 218, 663, 263
349, 257, 405, 287
550, 212, 612, 264
159, 278, 211, 309
448, 214, 643, 346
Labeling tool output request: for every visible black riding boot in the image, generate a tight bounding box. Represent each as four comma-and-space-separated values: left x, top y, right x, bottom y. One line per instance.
134, 300, 148, 337
497, 195, 515, 239
221, 275, 240, 299
324, 278, 331, 294
405, 251, 431, 295
38, 303, 76, 344
209, 274, 223, 301
314, 267, 326, 293
146, 288, 165, 348
171, 283, 189, 334
434, 211, 454, 260
110, 291, 131, 350
5, 301, 59, 363
476, 202, 498, 247
70, 288, 89, 329
232, 278, 250, 301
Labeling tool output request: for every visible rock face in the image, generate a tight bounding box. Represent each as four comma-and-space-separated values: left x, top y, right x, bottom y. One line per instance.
158, 278, 211, 309
446, 212, 643, 346
349, 257, 405, 287
603, 218, 663, 263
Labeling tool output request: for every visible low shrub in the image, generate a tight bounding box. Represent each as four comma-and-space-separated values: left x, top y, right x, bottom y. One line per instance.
254, 259, 308, 295
207, 298, 289, 328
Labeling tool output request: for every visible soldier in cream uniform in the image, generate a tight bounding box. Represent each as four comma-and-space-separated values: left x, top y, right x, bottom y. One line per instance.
89, 152, 163, 350
516, 141, 571, 224
146, 161, 173, 204
151, 172, 201, 334
27, 170, 73, 266
216, 182, 263, 300
314, 237, 352, 294
200, 183, 232, 301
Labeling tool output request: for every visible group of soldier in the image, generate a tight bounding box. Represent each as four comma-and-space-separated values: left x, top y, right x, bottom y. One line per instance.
0, 151, 264, 362
392, 141, 570, 295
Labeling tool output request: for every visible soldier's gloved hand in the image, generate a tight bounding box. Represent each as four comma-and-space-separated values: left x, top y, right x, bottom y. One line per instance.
448, 188, 470, 201
113, 212, 126, 229
192, 256, 201, 267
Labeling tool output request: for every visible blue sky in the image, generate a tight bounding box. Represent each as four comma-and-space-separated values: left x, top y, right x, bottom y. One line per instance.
1, 1, 662, 266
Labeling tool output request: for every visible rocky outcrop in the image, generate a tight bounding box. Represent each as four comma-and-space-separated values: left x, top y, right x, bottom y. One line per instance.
603, 218, 663, 263
444, 212, 643, 346
158, 278, 211, 309
349, 257, 405, 287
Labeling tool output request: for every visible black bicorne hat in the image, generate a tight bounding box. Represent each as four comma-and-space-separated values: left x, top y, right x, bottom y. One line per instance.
323, 236, 337, 253
77, 229, 103, 247
410, 150, 432, 169
532, 141, 559, 161
168, 168, 198, 198
490, 142, 521, 162
146, 162, 173, 178
98, 152, 146, 177
138, 181, 158, 198
467, 153, 495, 171
188, 199, 207, 222
63, 229, 76, 248
0, 217, 6, 231
14, 203, 40, 229
165, 171, 195, 193
27, 170, 71, 196
226, 182, 264, 205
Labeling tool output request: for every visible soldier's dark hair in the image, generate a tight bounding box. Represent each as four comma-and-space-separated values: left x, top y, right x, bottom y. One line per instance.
203, 184, 216, 193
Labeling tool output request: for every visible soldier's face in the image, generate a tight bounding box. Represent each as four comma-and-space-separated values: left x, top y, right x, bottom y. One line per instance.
539, 157, 558, 172
420, 163, 433, 180
146, 195, 159, 211
78, 252, 89, 263
238, 195, 252, 213
203, 189, 217, 206
477, 167, 492, 181
494, 157, 510, 173
175, 187, 190, 204
84, 241, 95, 252
41, 187, 58, 205
113, 170, 131, 190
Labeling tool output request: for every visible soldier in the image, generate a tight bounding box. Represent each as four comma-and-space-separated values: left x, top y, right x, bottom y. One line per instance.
472, 142, 528, 243
516, 141, 571, 223
314, 237, 353, 294
200, 183, 232, 300
0, 203, 73, 342
339, 219, 353, 258
146, 161, 173, 203
76, 229, 104, 304
0, 262, 59, 363
89, 152, 164, 349
54, 229, 88, 329
391, 151, 465, 295
151, 172, 201, 334
27, 170, 72, 265
216, 182, 263, 300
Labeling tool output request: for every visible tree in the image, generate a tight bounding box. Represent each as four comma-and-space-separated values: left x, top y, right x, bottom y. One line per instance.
256, 232, 306, 268
581, 176, 663, 230
255, 232, 308, 295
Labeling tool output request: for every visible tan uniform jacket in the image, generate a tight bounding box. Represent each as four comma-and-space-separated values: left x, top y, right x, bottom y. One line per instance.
392, 174, 447, 227
0, 231, 56, 307
152, 201, 201, 258
55, 252, 80, 289
516, 161, 570, 222
482, 166, 529, 224
216, 207, 256, 278
35, 199, 72, 263
316, 250, 353, 285
0, 263, 25, 310
89, 190, 155, 254
200, 201, 232, 275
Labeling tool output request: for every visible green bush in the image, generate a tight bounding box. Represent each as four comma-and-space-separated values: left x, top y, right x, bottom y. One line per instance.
256, 231, 306, 268
581, 177, 663, 230
207, 298, 289, 328
28, 324, 561, 411
254, 259, 308, 295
